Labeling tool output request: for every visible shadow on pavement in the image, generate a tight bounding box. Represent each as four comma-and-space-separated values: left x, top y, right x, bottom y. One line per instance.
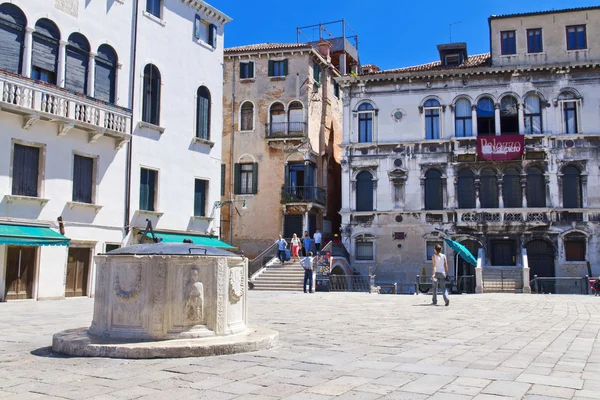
31, 346, 72, 358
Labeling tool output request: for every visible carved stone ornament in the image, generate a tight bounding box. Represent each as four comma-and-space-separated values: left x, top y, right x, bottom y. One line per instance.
114, 266, 142, 301
229, 267, 244, 303
388, 168, 408, 183
184, 267, 204, 324
54, 0, 79, 17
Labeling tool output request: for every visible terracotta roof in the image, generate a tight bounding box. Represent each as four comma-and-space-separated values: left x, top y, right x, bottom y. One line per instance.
370, 53, 491, 75
225, 43, 314, 54
489, 6, 600, 20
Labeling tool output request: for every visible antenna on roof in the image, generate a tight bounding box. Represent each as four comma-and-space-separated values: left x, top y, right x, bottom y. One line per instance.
449, 21, 462, 43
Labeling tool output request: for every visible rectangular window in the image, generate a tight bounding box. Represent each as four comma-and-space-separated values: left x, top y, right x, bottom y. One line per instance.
566, 25, 586, 50
139, 168, 157, 211
313, 62, 321, 85
208, 24, 217, 49
239, 61, 254, 79
501, 31, 516, 55
234, 163, 258, 195
72, 154, 94, 204
334, 80, 340, 98
220, 164, 226, 196
527, 28, 543, 53
146, 0, 161, 18
12, 143, 40, 197
356, 242, 374, 261
194, 15, 202, 39
561, 101, 579, 134
194, 179, 207, 217
426, 241, 443, 261
105, 243, 121, 252
565, 240, 585, 261
268, 59, 287, 77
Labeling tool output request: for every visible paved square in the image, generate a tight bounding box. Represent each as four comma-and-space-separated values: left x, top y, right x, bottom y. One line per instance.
0, 292, 599, 399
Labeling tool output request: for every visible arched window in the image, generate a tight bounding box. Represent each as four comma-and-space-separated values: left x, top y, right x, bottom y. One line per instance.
524, 94, 542, 134
480, 168, 498, 208
500, 95, 518, 134
457, 169, 475, 208
562, 166, 582, 208
196, 86, 210, 140
527, 167, 546, 207
503, 167, 521, 208
356, 171, 373, 212
32, 18, 60, 84
0, 3, 26, 74
424, 169, 443, 210
288, 101, 303, 135
95, 44, 118, 104
269, 102, 285, 136
558, 91, 580, 134
455, 99, 472, 137
358, 103, 374, 143
240, 101, 253, 131
65, 33, 90, 94
142, 64, 161, 125
424, 99, 441, 140
477, 97, 495, 136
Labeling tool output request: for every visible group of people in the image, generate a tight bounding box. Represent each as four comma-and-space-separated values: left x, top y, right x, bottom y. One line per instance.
275, 229, 322, 264
275, 230, 323, 293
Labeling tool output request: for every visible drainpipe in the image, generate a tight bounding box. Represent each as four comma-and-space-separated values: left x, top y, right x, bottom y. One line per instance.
124, 0, 140, 238
229, 56, 236, 244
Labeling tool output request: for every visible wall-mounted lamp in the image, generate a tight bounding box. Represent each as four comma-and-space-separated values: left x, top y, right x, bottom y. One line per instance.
214, 199, 246, 210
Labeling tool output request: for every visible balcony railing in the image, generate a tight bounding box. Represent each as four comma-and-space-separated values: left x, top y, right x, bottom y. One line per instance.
281, 186, 326, 205
266, 122, 306, 137
0, 72, 131, 147
457, 209, 551, 226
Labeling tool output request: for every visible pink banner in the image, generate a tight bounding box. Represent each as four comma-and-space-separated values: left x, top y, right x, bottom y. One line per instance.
477, 135, 524, 161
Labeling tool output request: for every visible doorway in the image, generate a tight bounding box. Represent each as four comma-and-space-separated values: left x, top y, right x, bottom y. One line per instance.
283, 214, 303, 239
526, 240, 555, 293
491, 240, 516, 266
456, 240, 480, 293
5, 246, 37, 300
65, 248, 91, 297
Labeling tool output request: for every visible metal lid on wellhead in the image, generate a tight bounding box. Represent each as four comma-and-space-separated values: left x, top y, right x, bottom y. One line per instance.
104, 243, 238, 257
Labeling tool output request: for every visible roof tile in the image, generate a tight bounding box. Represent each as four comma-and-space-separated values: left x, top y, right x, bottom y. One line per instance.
369, 53, 491, 75
225, 43, 313, 53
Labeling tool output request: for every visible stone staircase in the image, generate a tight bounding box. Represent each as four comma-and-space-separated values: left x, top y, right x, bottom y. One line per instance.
251, 260, 305, 291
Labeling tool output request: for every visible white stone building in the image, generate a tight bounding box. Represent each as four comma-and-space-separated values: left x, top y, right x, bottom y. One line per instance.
337, 6, 600, 293
0, 0, 229, 301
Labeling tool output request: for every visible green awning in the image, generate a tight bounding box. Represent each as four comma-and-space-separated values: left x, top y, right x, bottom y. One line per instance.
141, 231, 234, 248
0, 224, 70, 246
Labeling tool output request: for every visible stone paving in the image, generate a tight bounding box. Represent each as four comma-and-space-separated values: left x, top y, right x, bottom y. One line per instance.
1, 291, 599, 400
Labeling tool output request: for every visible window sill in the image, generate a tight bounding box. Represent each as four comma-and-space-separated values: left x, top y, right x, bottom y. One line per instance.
525, 51, 546, 56
192, 215, 214, 222
566, 48, 588, 53
269, 76, 286, 81
193, 38, 216, 51
193, 137, 215, 148
67, 201, 103, 213
142, 10, 166, 27
499, 53, 519, 58
239, 78, 255, 83
138, 121, 165, 134
238, 129, 255, 134
4, 195, 49, 206
136, 210, 164, 218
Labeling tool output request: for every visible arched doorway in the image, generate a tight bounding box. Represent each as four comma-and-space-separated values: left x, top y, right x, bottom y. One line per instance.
526, 240, 555, 293
456, 239, 480, 293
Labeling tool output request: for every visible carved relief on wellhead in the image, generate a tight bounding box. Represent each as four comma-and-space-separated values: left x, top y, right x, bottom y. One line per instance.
229, 267, 244, 303
184, 266, 205, 325
114, 264, 142, 301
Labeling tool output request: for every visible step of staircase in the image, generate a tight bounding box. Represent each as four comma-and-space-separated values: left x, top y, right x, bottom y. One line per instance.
251, 262, 308, 291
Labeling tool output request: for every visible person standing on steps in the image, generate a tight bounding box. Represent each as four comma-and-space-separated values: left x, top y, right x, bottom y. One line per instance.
291, 233, 301, 262
313, 229, 322, 252
301, 251, 314, 293
275, 235, 287, 264
302, 232, 311, 257
431, 244, 450, 306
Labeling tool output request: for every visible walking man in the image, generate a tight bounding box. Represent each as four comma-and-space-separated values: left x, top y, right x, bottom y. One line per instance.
275, 235, 287, 264
301, 251, 314, 293
313, 229, 322, 252
302, 232, 311, 257
431, 244, 450, 306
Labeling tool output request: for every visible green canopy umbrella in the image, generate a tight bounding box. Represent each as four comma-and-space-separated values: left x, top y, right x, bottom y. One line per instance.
444, 238, 477, 266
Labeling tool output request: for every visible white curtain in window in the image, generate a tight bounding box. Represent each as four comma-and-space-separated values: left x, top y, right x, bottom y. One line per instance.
356, 242, 374, 260
524, 95, 542, 134
455, 99, 472, 137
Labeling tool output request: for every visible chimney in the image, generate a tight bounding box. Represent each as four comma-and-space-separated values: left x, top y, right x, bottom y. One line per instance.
350, 62, 359, 75
316, 39, 332, 60
360, 64, 380, 75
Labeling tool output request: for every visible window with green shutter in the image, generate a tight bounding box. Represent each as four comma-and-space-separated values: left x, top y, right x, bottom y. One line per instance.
234, 163, 257, 195
220, 164, 226, 196
313, 62, 321, 85
240, 61, 254, 79
269, 59, 287, 77
139, 168, 157, 211
196, 86, 211, 140
73, 154, 94, 204
194, 179, 207, 217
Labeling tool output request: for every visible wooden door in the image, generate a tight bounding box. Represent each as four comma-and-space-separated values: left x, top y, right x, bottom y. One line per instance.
5, 246, 36, 300
65, 248, 90, 297
492, 241, 516, 266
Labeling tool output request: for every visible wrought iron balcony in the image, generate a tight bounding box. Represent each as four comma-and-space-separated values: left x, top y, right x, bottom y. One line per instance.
266, 122, 306, 138
0, 72, 131, 149
281, 186, 326, 205
456, 209, 551, 227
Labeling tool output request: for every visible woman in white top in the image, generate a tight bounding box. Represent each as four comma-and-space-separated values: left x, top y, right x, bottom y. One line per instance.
291, 233, 301, 262
431, 244, 450, 306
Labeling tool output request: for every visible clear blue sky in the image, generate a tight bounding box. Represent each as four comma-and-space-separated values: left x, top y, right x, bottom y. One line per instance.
209, 0, 598, 71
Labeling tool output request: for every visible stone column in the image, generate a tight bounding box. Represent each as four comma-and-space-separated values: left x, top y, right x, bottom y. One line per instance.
303, 211, 309, 234
22, 27, 34, 78
471, 104, 478, 136
521, 175, 528, 208
420, 177, 426, 210
518, 102, 525, 134
87, 52, 96, 97
494, 103, 501, 135
497, 177, 504, 208
57, 40, 67, 88
475, 266, 483, 293
475, 177, 481, 209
